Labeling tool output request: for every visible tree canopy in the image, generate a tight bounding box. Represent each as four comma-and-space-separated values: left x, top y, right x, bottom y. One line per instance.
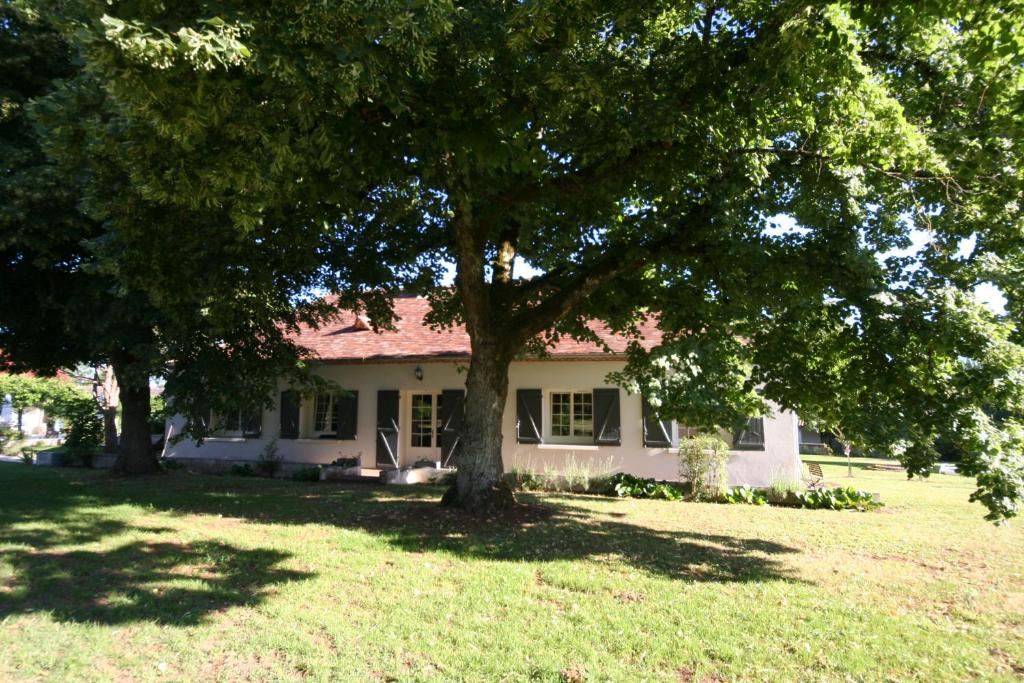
1, 4, 347, 471
19, 0, 1024, 518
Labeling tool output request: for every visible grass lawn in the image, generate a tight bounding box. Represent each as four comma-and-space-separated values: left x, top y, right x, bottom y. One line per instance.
1, 457, 1022, 682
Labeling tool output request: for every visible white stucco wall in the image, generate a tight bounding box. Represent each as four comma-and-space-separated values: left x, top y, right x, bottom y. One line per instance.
164, 359, 802, 487
0, 398, 48, 436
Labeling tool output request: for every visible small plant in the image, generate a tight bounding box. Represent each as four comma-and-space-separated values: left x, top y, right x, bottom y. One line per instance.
723, 485, 768, 505
511, 469, 546, 491
255, 438, 281, 477
56, 393, 103, 466
679, 434, 730, 501
795, 486, 881, 511
160, 458, 186, 471
229, 463, 254, 477
767, 475, 804, 505
606, 473, 683, 500
19, 448, 34, 465
291, 466, 321, 482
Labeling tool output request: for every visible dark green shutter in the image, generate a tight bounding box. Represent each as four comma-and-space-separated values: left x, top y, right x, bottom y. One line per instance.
279, 390, 300, 439
376, 390, 400, 467
335, 391, 358, 440
593, 388, 621, 446
241, 410, 262, 439
440, 389, 465, 466
516, 389, 542, 444
734, 417, 765, 449
642, 399, 673, 448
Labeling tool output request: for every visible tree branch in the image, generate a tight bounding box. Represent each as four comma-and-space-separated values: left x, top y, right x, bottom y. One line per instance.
507, 201, 715, 344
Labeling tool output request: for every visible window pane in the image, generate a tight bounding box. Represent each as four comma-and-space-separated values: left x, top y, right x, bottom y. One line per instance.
572, 392, 593, 437
550, 392, 570, 437
411, 394, 433, 448
314, 394, 335, 432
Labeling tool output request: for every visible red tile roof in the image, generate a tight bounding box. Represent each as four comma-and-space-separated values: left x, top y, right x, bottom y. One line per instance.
292, 295, 663, 362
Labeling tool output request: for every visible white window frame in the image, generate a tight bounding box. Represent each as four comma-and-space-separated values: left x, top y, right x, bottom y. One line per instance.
546, 390, 594, 445
210, 409, 244, 438
312, 393, 337, 436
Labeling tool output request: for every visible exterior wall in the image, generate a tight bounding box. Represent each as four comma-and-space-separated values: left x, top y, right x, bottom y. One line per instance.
0, 398, 48, 436
164, 359, 802, 487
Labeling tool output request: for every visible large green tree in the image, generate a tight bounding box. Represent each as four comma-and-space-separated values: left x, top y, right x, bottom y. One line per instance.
0, 4, 161, 472
39, 1, 1024, 518
1, 5, 345, 472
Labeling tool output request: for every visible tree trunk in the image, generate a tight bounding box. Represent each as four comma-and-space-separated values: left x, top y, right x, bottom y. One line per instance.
16, 407, 23, 437
102, 365, 119, 453
103, 406, 119, 453
111, 363, 159, 475
442, 340, 517, 512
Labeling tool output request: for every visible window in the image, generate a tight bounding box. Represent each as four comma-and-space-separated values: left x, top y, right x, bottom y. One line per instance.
407, 393, 440, 450
733, 417, 765, 450
215, 410, 242, 435
211, 409, 261, 438
550, 391, 593, 439
313, 394, 336, 433
678, 426, 701, 439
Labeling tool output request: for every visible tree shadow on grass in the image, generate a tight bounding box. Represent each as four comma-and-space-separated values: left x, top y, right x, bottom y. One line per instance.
1, 467, 804, 596
0, 468, 312, 626
0, 539, 310, 626
50, 473, 805, 586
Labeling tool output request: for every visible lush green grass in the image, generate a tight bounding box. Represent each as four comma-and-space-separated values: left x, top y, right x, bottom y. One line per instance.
1, 457, 1022, 682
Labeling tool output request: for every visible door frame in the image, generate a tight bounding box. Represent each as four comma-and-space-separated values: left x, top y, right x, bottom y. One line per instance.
402, 390, 443, 466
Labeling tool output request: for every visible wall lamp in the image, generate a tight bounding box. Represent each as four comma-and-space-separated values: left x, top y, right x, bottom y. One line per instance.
414, 365, 424, 381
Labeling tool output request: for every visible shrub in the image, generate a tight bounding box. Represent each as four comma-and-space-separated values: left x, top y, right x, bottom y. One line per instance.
291, 466, 321, 482
767, 476, 804, 505
509, 456, 615, 494
255, 438, 281, 477
229, 463, 254, 477
19, 448, 34, 465
795, 487, 881, 511
59, 394, 103, 466
511, 468, 546, 491
331, 456, 359, 468
606, 473, 683, 500
160, 458, 185, 471
679, 435, 730, 501
723, 485, 768, 505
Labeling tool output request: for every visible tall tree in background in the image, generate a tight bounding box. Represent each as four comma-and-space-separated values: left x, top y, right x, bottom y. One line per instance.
37, 1, 1024, 518
0, 5, 347, 472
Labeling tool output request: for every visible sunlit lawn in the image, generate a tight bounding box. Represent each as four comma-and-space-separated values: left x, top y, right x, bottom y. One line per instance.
1, 455, 1022, 682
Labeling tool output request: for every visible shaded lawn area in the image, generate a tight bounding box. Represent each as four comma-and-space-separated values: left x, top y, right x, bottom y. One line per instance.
1, 458, 1022, 681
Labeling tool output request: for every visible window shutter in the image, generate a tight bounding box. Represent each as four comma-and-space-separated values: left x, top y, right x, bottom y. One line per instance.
334, 391, 358, 440
241, 410, 262, 439
516, 389, 542, 444
733, 417, 765, 449
642, 399, 673, 448
592, 388, 621, 446
376, 390, 400, 467
440, 389, 465, 466
279, 390, 300, 439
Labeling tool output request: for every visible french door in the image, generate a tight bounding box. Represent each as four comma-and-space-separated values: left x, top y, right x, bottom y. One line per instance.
407, 392, 443, 463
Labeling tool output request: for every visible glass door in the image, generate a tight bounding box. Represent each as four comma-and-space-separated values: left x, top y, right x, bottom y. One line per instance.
407, 393, 443, 465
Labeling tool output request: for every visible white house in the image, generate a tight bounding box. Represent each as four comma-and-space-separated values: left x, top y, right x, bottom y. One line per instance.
164, 295, 803, 487
0, 398, 48, 436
